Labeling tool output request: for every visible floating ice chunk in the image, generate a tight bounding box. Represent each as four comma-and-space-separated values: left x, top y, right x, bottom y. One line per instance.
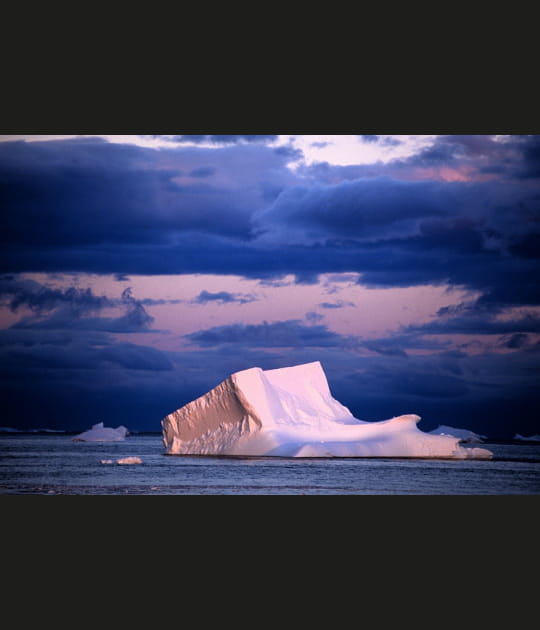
116, 456, 143, 465
162, 361, 494, 460
72, 422, 130, 442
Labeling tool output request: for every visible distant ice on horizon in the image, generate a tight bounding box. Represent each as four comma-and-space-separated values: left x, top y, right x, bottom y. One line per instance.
72, 422, 130, 442
0, 427, 66, 433
514, 433, 540, 442
429, 425, 487, 443
162, 361, 493, 459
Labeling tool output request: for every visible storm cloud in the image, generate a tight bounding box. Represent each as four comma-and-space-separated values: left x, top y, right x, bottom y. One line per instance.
192, 290, 257, 305
4, 279, 155, 334
186, 320, 351, 348
0, 276, 112, 314
171, 135, 279, 145
1, 136, 539, 312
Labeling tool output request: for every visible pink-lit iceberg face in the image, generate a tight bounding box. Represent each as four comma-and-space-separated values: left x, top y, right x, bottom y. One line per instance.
162, 362, 493, 460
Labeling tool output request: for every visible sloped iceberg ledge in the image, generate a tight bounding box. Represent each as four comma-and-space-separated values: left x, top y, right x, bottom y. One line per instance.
162, 362, 493, 459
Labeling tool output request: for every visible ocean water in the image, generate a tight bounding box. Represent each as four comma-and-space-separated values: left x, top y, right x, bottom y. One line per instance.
1, 434, 539, 495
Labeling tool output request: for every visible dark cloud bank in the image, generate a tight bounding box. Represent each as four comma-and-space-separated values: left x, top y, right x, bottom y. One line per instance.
2, 136, 539, 301
1, 136, 539, 436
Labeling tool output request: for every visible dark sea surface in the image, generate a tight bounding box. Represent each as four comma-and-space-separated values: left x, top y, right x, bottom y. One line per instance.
1, 434, 539, 495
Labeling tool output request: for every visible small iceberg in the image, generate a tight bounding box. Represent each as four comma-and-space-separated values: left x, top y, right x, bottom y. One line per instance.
116, 456, 143, 465
514, 433, 540, 442
73, 422, 130, 442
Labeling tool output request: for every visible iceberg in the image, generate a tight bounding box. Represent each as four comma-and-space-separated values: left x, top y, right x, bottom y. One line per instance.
115, 425, 130, 438
72, 422, 130, 442
162, 361, 493, 459
514, 433, 540, 442
429, 425, 487, 443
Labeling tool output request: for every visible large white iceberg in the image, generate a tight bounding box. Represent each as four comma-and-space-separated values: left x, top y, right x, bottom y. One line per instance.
162, 362, 493, 459
73, 422, 129, 442
429, 425, 487, 443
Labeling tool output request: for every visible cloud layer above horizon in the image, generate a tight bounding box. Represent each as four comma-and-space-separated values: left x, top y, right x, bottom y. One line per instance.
1, 134, 539, 437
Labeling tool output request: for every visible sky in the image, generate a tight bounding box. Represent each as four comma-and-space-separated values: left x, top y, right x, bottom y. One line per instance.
1, 133, 539, 437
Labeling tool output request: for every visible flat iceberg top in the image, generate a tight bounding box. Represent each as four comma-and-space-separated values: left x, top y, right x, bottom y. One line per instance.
232, 361, 358, 429
162, 361, 493, 460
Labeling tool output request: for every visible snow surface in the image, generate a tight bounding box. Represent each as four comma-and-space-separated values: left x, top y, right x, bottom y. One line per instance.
72, 422, 130, 442
162, 361, 493, 459
514, 433, 540, 442
429, 425, 487, 443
